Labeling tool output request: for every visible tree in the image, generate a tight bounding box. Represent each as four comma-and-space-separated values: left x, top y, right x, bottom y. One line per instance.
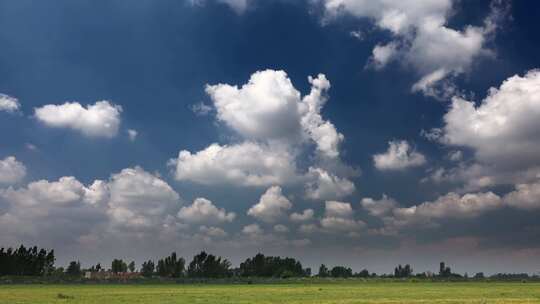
439, 262, 451, 277
0, 245, 55, 276
66, 261, 81, 276
239, 253, 307, 278
330, 266, 353, 278
187, 251, 231, 278
111, 259, 128, 273
318, 264, 329, 277
128, 261, 136, 273
156, 252, 185, 278
394, 264, 413, 278
141, 260, 155, 277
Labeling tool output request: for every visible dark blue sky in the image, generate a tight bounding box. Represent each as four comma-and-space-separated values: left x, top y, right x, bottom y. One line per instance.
1, 0, 540, 274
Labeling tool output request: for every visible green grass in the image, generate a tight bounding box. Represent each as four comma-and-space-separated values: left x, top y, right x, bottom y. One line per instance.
1, 282, 540, 303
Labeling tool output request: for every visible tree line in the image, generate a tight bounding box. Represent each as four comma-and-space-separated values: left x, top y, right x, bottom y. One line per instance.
1, 245, 537, 280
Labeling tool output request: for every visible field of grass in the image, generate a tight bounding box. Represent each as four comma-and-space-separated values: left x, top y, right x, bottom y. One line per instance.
1, 281, 540, 304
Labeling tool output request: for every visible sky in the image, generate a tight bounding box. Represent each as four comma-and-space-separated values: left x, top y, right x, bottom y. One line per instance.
1, 0, 540, 275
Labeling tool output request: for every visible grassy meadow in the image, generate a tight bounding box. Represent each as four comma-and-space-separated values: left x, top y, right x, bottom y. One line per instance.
1, 281, 540, 304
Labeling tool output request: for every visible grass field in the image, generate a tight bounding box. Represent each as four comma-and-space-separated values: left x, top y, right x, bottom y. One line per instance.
1, 282, 540, 304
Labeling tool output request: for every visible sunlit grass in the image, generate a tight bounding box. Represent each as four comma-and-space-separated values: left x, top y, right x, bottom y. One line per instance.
1, 281, 540, 304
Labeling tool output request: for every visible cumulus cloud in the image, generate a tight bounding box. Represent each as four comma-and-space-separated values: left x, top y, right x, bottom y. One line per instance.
0, 94, 20, 113
504, 181, 540, 210
247, 186, 292, 223
0, 156, 26, 185
381, 192, 502, 232
361, 194, 398, 217
321, 0, 508, 98
242, 223, 263, 236
127, 129, 138, 141
320, 201, 365, 233
368, 42, 399, 69
305, 167, 355, 200
373, 140, 426, 171
106, 167, 181, 230
424, 69, 540, 191
273, 224, 289, 233
172, 69, 350, 190
290, 209, 314, 222
0, 165, 186, 248
170, 142, 299, 187
199, 225, 228, 238
178, 197, 235, 224
0, 176, 108, 245
442, 70, 540, 168
190, 0, 250, 14
206, 70, 343, 159
34, 100, 122, 138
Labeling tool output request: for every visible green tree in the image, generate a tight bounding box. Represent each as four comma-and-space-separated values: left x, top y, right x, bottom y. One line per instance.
66, 261, 81, 276
128, 261, 136, 273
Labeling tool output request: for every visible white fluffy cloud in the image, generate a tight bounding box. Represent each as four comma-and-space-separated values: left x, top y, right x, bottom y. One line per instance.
381, 192, 502, 232
171, 69, 350, 191
321, 0, 507, 98
0, 176, 108, 244
504, 181, 540, 210
206, 69, 303, 142
106, 167, 181, 229
320, 201, 365, 233
305, 167, 355, 200
206, 70, 343, 159
247, 186, 292, 223
373, 140, 426, 171
178, 197, 235, 224
127, 129, 138, 141
171, 142, 298, 187
0, 165, 186, 248
0, 94, 20, 113
242, 223, 263, 236
443, 70, 540, 168
34, 100, 122, 138
0, 156, 26, 185
290, 209, 314, 222
361, 194, 398, 217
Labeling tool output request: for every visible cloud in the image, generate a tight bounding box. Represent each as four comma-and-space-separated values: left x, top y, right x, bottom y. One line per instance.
127, 129, 138, 141
305, 167, 355, 200
504, 181, 540, 210
0, 176, 108, 245
242, 223, 263, 236
382, 192, 502, 232
0, 156, 26, 185
247, 186, 292, 223
171, 69, 351, 191
373, 140, 426, 171
290, 209, 314, 222
34, 100, 122, 138
320, 201, 365, 233
190, 102, 213, 116
0, 94, 20, 113
178, 197, 235, 224
321, 0, 509, 98
442, 70, 540, 168
190, 0, 250, 14
170, 142, 299, 187
106, 167, 181, 230
206, 70, 343, 159
367, 42, 399, 70
199, 225, 228, 238
273, 224, 289, 233
361, 194, 398, 217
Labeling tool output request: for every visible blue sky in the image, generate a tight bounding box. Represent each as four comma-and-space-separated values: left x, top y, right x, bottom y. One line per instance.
1, 0, 540, 274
